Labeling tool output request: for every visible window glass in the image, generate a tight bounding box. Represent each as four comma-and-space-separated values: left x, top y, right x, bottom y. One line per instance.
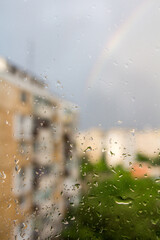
1, 1, 160, 239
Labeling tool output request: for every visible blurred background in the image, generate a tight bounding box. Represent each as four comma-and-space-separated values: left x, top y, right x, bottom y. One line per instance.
1, 0, 160, 239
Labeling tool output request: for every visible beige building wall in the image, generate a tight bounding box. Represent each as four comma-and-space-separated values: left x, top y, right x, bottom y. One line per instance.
0, 58, 78, 239
0, 79, 33, 240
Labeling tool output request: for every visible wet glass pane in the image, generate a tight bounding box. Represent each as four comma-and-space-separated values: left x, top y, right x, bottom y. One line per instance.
0, 0, 160, 239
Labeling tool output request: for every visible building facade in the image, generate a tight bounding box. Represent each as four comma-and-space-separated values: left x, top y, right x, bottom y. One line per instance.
0, 58, 78, 240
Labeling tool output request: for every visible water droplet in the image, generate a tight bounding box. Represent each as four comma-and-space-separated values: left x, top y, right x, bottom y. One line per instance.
115, 196, 133, 205
151, 219, 159, 225
15, 165, 21, 173
93, 182, 98, 187
63, 220, 69, 225
22, 223, 27, 229
93, 173, 99, 178
102, 148, 106, 153
130, 188, 134, 193
142, 201, 147, 206
84, 146, 92, 152
155, 179, 160, 183
109, 151, 115, 156
74, 183, 80, 189
0, 171, 6, 182
88, 195, 97, 199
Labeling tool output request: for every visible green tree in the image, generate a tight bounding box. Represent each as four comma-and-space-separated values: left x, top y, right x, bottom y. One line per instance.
136, 152, 160, 166
62, 165, 160, 240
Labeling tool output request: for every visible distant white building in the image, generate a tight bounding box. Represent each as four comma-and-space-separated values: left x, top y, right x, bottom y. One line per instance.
76, 128, 105, 164
135, 129, 160, 158
77, 127, 160, 168
104, 129, 136, 168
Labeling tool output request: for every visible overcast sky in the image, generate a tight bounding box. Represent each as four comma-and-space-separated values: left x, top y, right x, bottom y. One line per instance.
1, 0, 160, 130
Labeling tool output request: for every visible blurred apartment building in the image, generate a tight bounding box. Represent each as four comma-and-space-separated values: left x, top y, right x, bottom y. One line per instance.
0, 58, 79, 240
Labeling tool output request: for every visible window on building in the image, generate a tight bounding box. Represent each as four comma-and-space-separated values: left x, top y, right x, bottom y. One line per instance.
14, 114, 33, 140
19, 142, 29, 155
21, 91, 27, 103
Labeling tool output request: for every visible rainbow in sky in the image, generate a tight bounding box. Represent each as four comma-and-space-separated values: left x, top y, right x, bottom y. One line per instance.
86, 0, 152, 88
